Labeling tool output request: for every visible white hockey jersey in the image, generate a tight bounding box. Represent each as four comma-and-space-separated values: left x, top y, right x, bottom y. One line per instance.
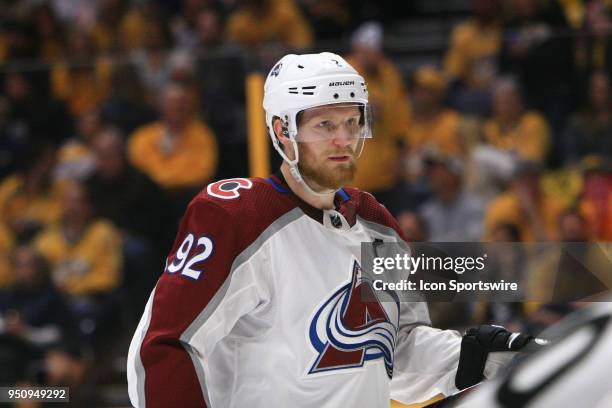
127, 174, 462, 407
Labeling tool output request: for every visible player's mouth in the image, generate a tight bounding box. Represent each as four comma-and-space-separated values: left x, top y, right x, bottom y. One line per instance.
328, 155, 351, 162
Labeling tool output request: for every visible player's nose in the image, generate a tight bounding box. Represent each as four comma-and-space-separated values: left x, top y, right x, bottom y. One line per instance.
331, 126, 353, 148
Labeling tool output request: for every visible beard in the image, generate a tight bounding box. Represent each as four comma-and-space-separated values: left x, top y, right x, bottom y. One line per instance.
297, 143, 357, 191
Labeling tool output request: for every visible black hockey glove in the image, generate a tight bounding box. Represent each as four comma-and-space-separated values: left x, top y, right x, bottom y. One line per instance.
455, 324, 546, 390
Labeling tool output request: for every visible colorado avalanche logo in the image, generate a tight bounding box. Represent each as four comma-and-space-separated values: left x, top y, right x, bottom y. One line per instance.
270, 62, 282, 77
207, 178, 252, 199
308, 259, 399, 378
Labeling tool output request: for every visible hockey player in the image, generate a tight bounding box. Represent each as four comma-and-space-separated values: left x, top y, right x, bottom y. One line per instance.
127, 52, 536, 407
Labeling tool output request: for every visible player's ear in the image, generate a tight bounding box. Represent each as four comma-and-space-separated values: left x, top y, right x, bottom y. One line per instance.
273, 118, 291, 149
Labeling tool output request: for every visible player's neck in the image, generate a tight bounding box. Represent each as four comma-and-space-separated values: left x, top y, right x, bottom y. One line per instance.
280, 163, 335, 210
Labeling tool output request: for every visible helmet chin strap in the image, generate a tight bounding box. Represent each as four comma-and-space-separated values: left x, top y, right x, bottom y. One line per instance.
288, 161, 337, 197
283, 137, 338, 197
273, 138, 340, 197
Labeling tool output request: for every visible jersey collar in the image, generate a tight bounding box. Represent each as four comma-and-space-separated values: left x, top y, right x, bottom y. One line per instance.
267, 172, 356, 228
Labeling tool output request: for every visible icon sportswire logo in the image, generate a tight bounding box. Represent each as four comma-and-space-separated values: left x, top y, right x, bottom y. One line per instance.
307, 259, 400, 378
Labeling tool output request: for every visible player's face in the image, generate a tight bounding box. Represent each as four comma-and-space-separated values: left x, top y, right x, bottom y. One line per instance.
296, 104, 361, 191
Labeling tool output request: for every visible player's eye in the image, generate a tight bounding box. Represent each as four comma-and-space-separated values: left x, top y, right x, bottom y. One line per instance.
316, 121, 336, 133
346, 117, 359, 128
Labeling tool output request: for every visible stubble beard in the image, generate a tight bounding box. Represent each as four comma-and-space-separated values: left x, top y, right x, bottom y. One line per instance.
297, 144, 356, 191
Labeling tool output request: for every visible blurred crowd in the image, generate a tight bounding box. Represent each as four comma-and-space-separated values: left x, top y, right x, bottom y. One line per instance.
0, 0, 610, 404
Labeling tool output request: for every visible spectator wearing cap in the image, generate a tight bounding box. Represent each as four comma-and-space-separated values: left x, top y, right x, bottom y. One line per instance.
346, 22, 412, 197
482, 76, 550, 163
226, 0, 313, 49
483, 160, 566, 241
418, 153, 485, 242
405, 66, 465, 158
445, 0, 502, 116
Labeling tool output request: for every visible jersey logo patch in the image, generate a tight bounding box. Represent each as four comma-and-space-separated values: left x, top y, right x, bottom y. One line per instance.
207, 178, 253, 199
308, 259, 399, 378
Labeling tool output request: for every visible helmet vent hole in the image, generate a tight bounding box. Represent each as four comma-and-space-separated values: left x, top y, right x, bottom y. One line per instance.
333, 93, 339, 99
350, 92, 355, 98
298, 64, 304, 69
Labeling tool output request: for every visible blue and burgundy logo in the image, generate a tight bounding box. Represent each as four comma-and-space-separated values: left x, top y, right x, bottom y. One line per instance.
308, 260, 399, 378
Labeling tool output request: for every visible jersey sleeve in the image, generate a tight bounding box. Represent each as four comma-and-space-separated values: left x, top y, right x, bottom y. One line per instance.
390, 317, 462, 404
127, 197, 271, 408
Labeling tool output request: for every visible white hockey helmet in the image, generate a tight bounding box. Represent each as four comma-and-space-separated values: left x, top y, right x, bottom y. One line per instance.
263, 52, 371, 160
263, 52, 371, 194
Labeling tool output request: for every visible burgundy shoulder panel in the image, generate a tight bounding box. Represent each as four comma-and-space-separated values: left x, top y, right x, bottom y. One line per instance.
343, 186, 409, 242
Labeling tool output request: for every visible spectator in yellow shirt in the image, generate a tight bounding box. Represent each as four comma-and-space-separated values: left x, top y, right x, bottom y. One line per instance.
55, 109, 101, 183
0, 143, 62, 241
484, 161, 565, 241
90, 0, 128, 53
0, 221, 15, 288
34, 181, 122, 297
482, 76, 550, 163
226, 0, 313, 49
445, 0, 502, 115
128, 80, 219, 193
406, 67, 465, 157
445, 0, 501, 88
51, 29, 112, 116
345, 22, 411, 197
